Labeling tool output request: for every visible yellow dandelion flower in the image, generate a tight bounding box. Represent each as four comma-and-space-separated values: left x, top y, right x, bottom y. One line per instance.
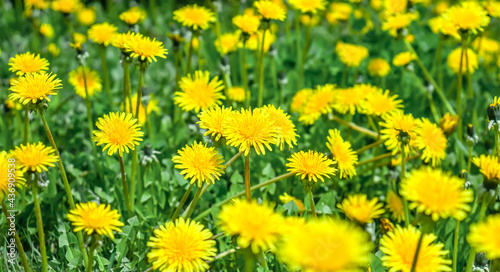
5, 98, 23, 111
262, 105, 298, 150
172, 141, 225, 187
39, 23, 54, 38
48, 43, 60, 57
92, 112, 144, 157
88, 22, 118, 46
173, 4, 215, 30
246, 29, 276, 52
434, 1, 449, 15
371, 0, 383, 10
336, 41, 369, 67
0, 151, 26, 201
439, 113, 459, 135
414, 118, 447, 166
362, 89, 403, 117
77, 7, 96, 26
334, 84, 378, 115
337, 194, 385, 224
393, 52, 415, 67
233, 14, 261, 34
286, 150, 337, 182
300, 14, 321, 27
225, 86, 245, 102
288, 0, 327, 14
327, 2, 353, 23
112, 31, 142, 51
280, 218, 372, 271
380, 110, 418, 156
8, 52, 49, 76
25, 0, 50, 10
174, 71, 225, 113
119, 6, 146, 26
73, 32, 87, 44
383, 0, 408, 15
327, 129, 358, 178
380, 225, 452, 272
219, 200, 284, 254
386, 191, 405, 222
9, 73, 62, 105
223, 108, 278, 156
147, 218, 217, 272
124, 35, 168, 63
254, 0, 286, 21
368, 58, 391, 77
484, 1, 500, 18
68, 66, 102, 98
51, 0, 82, 14
382, 12, 416, 36
279, 193, 305, 211
123, 93, 160, 125
299, 84, 336, 125
401, 167, 473, 221
11, 142, 58, 173
197, 106, 232, 141
431, 16, 460, 39
447, 47, 479, 74
67, 202, 124, 239
215, 32, 240, 55
472, 154, 500, 180
444, 1, 490, 34
290, 88, 312, 113
468, 214, 500, 260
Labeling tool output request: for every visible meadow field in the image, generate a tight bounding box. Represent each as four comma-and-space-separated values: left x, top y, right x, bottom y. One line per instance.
1, 0, 500, 271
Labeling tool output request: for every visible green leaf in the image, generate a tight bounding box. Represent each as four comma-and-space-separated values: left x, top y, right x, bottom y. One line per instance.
283, 200, 299, 216
369, 253, 385, 272
127, 216, 140, 227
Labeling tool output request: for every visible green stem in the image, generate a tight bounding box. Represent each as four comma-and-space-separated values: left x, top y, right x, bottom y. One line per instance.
39, 112, 89, 266
241, 42, 249, 108
330, 115, 378, 138
135, 67, 145, 118
355, 139, 385, 155
257, 29, 267, 107
118, 155, 133, 212
308, 189, 317, 218
410, 232, 424, 272
467, 145, 473, 172
405, 40, 455, 115
356, 152, 393, 167
86, 238, 100, 272
99, 46, 111, 103
186, 35, 194, 75
494, 128, 500, 158
32, 174, 47, 272
23, 106, 29, 144
456, 40, 466, 142
182, 185, 203, 219
298, 24, 311, 89
2, 201, 30, 272
194, 172, 294, 221
452, 220, 460, 272
408, 69, 441, 122
123, 60, 133, 114
171, 183, 195, 221
244, 154, 251, 202
401, 147, 411, 227
260, 251, 269, 270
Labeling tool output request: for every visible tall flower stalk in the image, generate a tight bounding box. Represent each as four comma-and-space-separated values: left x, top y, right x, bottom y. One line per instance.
99, 45, 112, 102
31, 172, 48, 272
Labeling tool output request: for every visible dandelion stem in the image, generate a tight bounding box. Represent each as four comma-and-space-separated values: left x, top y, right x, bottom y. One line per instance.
467, 145, 474, 172
465, 193, 494, 272
99, 46, 111, 103
39, 112, 89, 266
410, 232, 424, 272
182, 185, 203, 219
186, 34, 195, 74
308, 189, 317, 218
2, 201, 30, 272
401, 147, 411, 227
356, 152, 393, 167
452, 220, 460, 272
257, 29, 267, 107
404, 40, 455, 115
194, 172, 295, 221
241, 42, 249, 107
207, 247, 240, 264
330, 115, 378, 138
456, 38, 467, 142
260, 251, 269, 270
118, 155, 133, 212
32, 174, 48, 272
23, 106, 29, 144
86, 237, 100, 272
355, 139, 385, 155
298, 24, 311, 89
225, 151, 243, 168
244, 154, 251, 202
123, 59, 133, 114
171, 183, 194, 221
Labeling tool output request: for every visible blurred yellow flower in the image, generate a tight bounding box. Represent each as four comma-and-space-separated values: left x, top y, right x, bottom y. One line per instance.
123, 93, 160, 125
225, 86, 245, 102
414, 118, 447, 166
233, 14, 260, 34
119, 6, 146, 26
288, 0, 327, 14
334, 84, 378, 115
383, 0, 408, 15
88, 22, 118, 46
68, 66, 102, 98
444, 1, 490, 34
336, 41, 369, 67
402, 167, 473, 221
472, 154, 500, 181
386, 190, 404, 222
337, 194, 385, 224
52, 0, 82, 14
368, 58, 391, 77
327, 129, 358, 178
175, 71, 225, 113
39, 23, 54, 38
439, 113, 459, 135
286, 150, 337, 182
393, 51, 415, 66
77, 7, 96, 26
279, 193, 305, 211
172, 141, 225, 187
173, 4, 215, 30
254, 0, 286, 21
290, 88, 312, 113
246, 29, 276, 52
299, 84, 336, 125
447, 47, 478, 74
215, 32, 240, 55
362, 89, 403, 117
468, 214, 500, 260
48, 43, 60, 56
